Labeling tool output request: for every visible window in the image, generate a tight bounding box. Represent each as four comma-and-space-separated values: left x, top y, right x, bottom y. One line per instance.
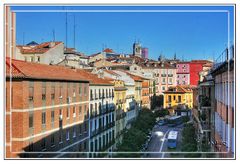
102, 89, 105, 98
51, 134, 55, 146
84, 84, 87, 96
79, 106, 82, 116
109, 89, 111, 97
59, 109, 62, 117
42, 82, 46, 100
95, 103, 97, 114
84, 122, 87, 132
24, 56, 27, 61
59, 83, 63, 98
29, 82, 34, 107
162, 78, 166, 83
29, 112, 34, 128
169, 78, 172, 84
90, 89, 93, 100
42, 112, 46, 125
99, 89, 101, 98
59, 131, 63, 143
178, 96, 181, 102
73, 106, 76, 117
99, 137, 102, 150
79, 84, 82, 95
67, 107, 70, 119
84, 141, 87, 150
79, 124, 82, 135
66, 130, 70, 141
162, 86, 165, 91
37, 56, 40, 62
73, 127, 76, 138
51, 110, 54, 123
30, 56, 34, 62
168, 95, 172, 102
41, 138, 46, 150
51, 84, 55, 100
84, 105, 87, 118
73, 83, 76, 97
106, 89, 108, 98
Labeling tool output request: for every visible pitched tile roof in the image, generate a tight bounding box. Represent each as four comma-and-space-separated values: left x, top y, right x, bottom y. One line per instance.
18, 41, 62, 54
75, 69, 113, 86
164, 85, 194, 93
6, 57, 88, 82
124, 71, 149, 81
103, 48, 114, 53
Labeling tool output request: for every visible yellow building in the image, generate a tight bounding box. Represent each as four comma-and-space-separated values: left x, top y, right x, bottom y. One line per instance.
113, 80, 127, 145
163, 85, 193, 112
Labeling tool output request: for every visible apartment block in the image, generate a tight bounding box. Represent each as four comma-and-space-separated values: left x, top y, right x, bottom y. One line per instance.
211, 49, 234, 158
6, 58, 90, 158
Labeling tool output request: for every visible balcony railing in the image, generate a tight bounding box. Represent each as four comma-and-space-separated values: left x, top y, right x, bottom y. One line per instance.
199, 95, 211, 107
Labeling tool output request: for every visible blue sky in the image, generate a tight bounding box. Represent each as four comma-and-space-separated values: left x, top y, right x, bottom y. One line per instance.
11, 5, 234, 61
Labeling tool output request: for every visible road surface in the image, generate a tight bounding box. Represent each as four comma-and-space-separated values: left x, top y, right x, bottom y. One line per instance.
144, 123, 184, 158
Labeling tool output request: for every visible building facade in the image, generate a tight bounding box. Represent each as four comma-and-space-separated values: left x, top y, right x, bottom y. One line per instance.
88, 81, 115, 158
211, 53, 234, 158
163, 86, 193, 114
158, 62, 177, 94
176, 62, 190, 85
113, 80, 127, 146
6, 58, 90, 158
15, 41, 65, 65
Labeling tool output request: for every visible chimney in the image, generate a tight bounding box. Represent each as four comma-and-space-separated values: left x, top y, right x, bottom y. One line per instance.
49, 42, 56, 48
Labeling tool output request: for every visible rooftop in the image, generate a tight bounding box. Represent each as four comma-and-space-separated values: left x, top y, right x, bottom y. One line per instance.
6, 57, 88, 82
17, 41, 62, 54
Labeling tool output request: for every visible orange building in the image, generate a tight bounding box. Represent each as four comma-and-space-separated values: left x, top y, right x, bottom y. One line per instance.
141, 78, 150, 108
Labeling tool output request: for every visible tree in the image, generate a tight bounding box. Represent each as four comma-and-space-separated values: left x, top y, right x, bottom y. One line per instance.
181, 123, 201, 158
115, 108, 155, 158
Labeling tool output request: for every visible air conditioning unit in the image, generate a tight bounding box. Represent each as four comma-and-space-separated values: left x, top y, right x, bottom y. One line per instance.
59, 95, 63, 99
59, 114, 63, 120
67, 97, 72, 103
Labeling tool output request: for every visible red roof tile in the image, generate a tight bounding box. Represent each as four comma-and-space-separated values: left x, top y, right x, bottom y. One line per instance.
103, 48, 114, 53
6, 57, 88, 82
75, 69, 113, 85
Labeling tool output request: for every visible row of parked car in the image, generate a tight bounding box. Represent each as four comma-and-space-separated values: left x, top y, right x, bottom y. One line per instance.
140, 130, 153, 152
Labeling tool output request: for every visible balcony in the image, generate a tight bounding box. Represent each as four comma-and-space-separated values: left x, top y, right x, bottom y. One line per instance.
199, 95, 211, 107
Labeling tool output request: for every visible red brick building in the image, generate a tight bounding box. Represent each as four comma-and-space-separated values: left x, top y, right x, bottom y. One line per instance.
6, 58, 90, 158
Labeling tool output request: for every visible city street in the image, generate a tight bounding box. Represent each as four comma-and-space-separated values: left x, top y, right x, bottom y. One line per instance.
145, 123, 184, 158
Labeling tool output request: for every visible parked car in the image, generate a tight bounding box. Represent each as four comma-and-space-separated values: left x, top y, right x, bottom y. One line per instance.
158, 120, 166, 126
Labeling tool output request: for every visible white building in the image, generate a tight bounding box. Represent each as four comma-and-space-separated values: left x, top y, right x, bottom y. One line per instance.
15, 41, 65, 65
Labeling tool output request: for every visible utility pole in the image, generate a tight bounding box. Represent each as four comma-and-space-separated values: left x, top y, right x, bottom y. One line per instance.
22, 32, 25, 45
52, 29, 55, 42
65, 10, 68, 49
73, 14, 76, 49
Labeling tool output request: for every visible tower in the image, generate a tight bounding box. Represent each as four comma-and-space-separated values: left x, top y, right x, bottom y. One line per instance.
174, 53, 177, 60
133, 42, 142, 57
